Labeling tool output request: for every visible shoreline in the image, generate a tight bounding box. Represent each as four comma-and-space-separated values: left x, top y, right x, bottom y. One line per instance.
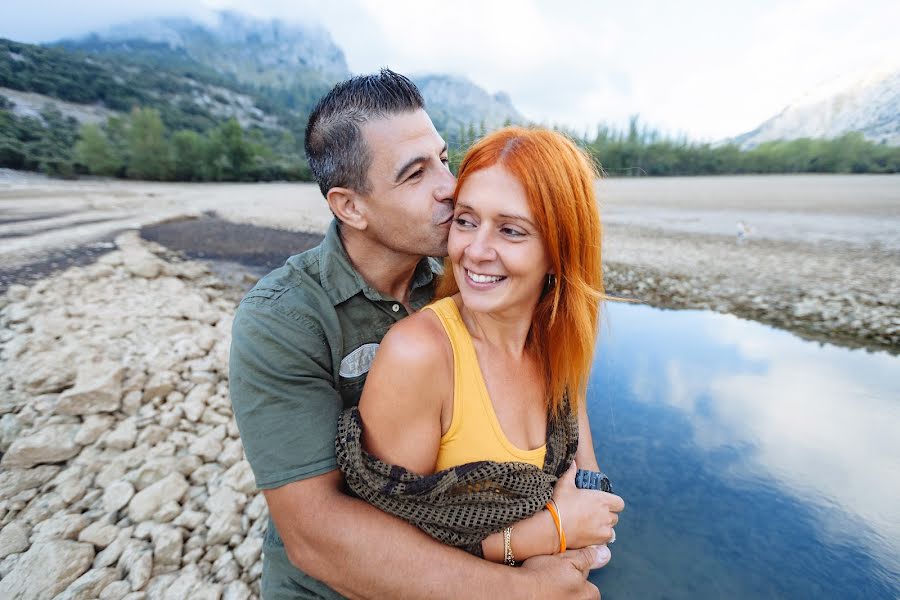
1, 214, 896, 354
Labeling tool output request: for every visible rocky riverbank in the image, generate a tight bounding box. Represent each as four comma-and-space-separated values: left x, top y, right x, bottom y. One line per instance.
602, 225, 900, 352
0, 232, 261, 599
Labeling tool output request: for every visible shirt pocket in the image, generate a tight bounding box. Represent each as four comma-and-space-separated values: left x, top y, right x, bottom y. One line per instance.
337, 342, 379, 407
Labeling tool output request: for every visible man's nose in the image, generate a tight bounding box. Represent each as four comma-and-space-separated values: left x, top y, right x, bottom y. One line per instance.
434, 166, 456, 202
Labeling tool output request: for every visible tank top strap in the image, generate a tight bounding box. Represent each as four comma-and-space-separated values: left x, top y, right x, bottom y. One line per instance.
421, 297, 477, 369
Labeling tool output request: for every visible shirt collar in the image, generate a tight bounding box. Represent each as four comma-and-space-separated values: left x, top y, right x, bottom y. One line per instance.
319, 219, 440, 307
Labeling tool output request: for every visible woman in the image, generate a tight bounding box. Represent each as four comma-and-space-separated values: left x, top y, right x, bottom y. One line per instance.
337, 127, 623, 564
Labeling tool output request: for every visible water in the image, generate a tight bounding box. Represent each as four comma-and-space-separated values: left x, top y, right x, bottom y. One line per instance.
585, 301, 900, 599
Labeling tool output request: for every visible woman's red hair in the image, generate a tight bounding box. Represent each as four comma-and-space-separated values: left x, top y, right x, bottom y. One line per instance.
436, 127, 603, 415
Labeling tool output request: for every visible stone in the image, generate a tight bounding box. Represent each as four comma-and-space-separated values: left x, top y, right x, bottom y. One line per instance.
162, 563, 201, 600
103, 480, 136, 513
17, 490, 66, 525
190, 464, 223, 486
245, 493, 268, 521
128, 549, 153, 591
54, 567, 118, 600
205, 486, 246, 515
100, 579, 133, 600
0, 521, 29, 559
137, 425, 169, 447
145, 574, 178, 600
220, 461, 255, 495
6, 283, 28, 301
4, 302, 32, 323
212, 550, 239, 584
55, 472, 89, 505
153, 500, 181, 523
127, 473, 188, 521
234, 535, 263, 569
142, 371, 179, 402
188, 432, 223, 463
121, 390, 144, 416
205, 512, 242, 546
0, 540, 94, 600
79, 521, 120, 548
117, 539, 153, 592
0, 553, 20, 578
151, 525, 183, 566
0, 465, 62, 500
218, 439, 244, 468
1, 424, 81, 468
96, 461, 128, 489
222, 580, 252, 600
172, 509, 207, 530
24, 361, 77, 395
192, 583, 224, 600
0, 413, 23, 452
182, 383, 214, 423
31, 512, 89, 542
56, 361, 125, 415
106, 419, 138, 450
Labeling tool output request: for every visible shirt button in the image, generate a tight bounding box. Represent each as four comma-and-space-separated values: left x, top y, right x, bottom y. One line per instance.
392, 304, 400, 312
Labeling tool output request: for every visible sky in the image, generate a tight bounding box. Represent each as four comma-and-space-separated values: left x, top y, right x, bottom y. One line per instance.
3, 0, 899, 141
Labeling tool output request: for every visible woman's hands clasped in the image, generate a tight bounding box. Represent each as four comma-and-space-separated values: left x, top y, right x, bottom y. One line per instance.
551, 461, 625, 550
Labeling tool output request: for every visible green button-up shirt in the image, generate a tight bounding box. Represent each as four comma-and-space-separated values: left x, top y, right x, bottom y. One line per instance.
229, 220, 439, 598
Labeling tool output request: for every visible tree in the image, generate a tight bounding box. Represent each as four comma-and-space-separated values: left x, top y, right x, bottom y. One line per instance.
74, 123, 118, 176
126, 108, 172, 180
171, 130, 206, 181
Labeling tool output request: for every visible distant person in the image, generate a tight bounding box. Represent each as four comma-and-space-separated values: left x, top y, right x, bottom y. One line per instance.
230, 70, 610, 599
736, 220, 747, 244
338, 127, 624, 564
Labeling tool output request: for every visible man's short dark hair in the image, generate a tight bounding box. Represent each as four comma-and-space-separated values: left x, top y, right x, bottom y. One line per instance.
304, 69, 425, 197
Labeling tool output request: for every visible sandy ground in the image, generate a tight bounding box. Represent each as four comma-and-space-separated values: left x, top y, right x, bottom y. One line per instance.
2, 169, 898, 351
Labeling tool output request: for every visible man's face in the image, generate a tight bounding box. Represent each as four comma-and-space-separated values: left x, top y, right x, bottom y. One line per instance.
357, 109, 456, 258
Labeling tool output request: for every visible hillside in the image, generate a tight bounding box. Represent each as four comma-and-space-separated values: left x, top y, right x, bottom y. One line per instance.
734, 64, 900, 148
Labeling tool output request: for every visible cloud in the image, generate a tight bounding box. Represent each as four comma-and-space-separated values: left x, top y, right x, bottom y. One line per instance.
649, 313, 900, 574
2, 0, 899, 139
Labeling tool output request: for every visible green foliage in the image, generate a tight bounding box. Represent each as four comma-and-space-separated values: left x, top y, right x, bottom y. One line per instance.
171, 130, 206, 181
126, 108, 173, 180
2, 37, 898, 181
74, 123, 119, 176
580, 116, 900, 177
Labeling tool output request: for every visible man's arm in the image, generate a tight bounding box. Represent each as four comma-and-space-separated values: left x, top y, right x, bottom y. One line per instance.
266, 471, 606, 600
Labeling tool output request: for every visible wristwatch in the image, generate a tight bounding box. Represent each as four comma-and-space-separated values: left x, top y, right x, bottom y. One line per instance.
574, 469, 613, 493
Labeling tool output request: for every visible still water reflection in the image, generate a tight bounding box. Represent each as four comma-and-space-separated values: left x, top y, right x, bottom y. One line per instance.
586, 302, 900, 599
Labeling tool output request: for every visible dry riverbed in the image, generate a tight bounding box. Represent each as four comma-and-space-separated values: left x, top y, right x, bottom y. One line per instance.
0, 172, 897, 598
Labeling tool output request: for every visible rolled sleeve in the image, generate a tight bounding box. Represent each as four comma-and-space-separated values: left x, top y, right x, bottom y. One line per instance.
230, 299, 341, 489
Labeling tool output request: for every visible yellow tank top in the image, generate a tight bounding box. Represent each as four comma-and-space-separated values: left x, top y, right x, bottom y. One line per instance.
424, 297, 547, 471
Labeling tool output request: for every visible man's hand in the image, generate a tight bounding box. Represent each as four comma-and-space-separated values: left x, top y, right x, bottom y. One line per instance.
520, 545, 611, 600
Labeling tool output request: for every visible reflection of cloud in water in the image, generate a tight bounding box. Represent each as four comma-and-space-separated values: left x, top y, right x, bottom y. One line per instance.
644, 313, 900, 574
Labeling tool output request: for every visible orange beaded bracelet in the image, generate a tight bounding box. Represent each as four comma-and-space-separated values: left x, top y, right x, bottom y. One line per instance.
545, 499, 566, 553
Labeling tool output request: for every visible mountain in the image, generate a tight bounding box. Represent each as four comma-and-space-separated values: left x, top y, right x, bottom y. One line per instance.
733, 64, 900, 148
63, 11, 350, 90
54, 12, 523, 138
0, 11, 527, 180
414, 74, 524, 133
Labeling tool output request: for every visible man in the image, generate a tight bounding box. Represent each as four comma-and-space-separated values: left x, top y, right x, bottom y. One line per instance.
230, 69, 610, 599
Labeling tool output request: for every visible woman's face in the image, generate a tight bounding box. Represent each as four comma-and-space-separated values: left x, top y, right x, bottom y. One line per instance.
449, 164, 552, 317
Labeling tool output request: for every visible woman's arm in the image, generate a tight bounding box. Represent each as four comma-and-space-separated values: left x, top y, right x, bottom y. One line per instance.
358, 311, 452, 475
481, 400, 615, 563
575, 398, 600, 471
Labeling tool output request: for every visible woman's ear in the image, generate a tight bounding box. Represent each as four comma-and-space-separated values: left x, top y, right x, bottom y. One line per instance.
326, 187, 368, 231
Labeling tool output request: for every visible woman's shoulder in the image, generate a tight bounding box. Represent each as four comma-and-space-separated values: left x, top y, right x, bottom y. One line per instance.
376, 303, 452, 372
